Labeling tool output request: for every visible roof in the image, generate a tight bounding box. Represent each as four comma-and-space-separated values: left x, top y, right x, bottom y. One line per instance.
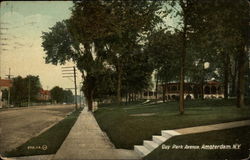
206, 80, 222, 85
0, 79, 12, 87
40, 89, 50, 95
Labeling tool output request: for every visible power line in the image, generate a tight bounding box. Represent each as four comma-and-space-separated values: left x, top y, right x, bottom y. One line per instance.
5, 68, 14, 79
62, 66, 78, 110
5, 68, 14, 107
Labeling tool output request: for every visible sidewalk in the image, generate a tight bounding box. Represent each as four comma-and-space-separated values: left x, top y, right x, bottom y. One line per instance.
52, 107, 140, 160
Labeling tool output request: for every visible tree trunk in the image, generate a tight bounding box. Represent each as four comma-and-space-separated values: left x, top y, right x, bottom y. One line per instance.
179, 16, 187, 115
231, 58, 238, 97
128, 92, 131, 103
237, 47, 247, 108
117, 64, 122, 104
125, 91, 128, 105
200, 78, 204, 100
179, 68, 185, 114
83, 74, 95, 112
155, 73, 159, 99
87, 92, 93, 111
223, 52, 229, 99
163, 82, 166, 102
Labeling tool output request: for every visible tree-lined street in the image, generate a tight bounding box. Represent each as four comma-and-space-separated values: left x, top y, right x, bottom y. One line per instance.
0, 105, 74, 153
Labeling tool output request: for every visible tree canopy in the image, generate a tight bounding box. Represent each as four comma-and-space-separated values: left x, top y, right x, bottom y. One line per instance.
10, 75, 41, 106
41, 0, 250, 112
50, 86, 74, 104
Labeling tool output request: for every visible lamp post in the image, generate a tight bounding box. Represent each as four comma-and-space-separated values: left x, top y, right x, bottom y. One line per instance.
203, 62, 210, 99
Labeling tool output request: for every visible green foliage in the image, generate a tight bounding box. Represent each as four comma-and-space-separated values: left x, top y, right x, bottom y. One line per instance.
93, 68, 116, 100
41, 0, 249, 107
68, 0, 163, 103
10, 75, 41, 106
41, 21, 79, 65
41, 0, 163, 105
146, 30, 181, 82
63, 90, 74, 104
122, 48, 154, 94
50, 86, 73, 104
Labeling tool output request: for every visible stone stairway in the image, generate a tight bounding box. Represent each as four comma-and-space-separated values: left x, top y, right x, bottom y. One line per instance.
134, 120, 250, 158
134, 130, 181, 157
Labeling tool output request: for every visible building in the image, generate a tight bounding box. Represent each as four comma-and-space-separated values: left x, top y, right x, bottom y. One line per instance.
141, 80, 224, 101
37, 89, 51, 101
0, 78, 13, 108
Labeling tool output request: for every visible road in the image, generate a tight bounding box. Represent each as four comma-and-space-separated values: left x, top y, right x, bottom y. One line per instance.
0, 104, 75, 154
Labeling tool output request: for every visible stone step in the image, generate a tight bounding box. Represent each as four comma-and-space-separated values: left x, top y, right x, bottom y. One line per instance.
134, 145, 150, 157
143, 140, 159, 151
161, 130, 181, 139
152, 136, 167, 145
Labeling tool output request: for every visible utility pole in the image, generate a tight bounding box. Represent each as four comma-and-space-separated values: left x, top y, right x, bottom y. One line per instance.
73, 67, 77, 109
62, 66, 78, 110
28, 77, 30, 107
79, 81, 84, 108
79, 84, 82, 108
5, 68, 13, 107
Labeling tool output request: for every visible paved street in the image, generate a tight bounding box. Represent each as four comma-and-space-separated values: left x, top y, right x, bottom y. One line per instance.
0, 105, 75, 154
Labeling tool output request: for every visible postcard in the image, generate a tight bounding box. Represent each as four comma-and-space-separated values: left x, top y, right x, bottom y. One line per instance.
0, 1, 249, 160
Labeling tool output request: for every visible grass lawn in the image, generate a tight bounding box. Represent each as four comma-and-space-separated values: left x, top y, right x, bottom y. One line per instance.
4, 108, 83, 157
94, 99, 250, 149
144, 126, 250, 160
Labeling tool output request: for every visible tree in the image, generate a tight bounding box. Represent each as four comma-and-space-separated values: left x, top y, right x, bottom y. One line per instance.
50, 87, 74, 104
200, 0, 248, 100
68, 0, 162, 104
163, 0, 197, 114
42, 0, 162, 111
63, 89, 74, 104
93, 69, 116, 101
145, 30, 181, 101
50, 86, 64, 103
189, 0, 249, 106
10, 75, 41, 106
42, 20, 110, 111
122, 47, 154, 102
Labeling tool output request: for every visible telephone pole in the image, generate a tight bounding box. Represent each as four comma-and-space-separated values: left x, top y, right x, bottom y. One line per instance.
28, 77, 30, 107
73, 67, 77, 108
62, 66, 78, 110
5, 68, 13, 107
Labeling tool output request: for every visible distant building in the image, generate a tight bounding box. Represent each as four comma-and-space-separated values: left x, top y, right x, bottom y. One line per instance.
0, 78, 13, 108
37, 89, 51, 101
142, 80, 224, 100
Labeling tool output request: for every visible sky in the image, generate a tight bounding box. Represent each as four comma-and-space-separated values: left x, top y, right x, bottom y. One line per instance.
0, 1, 83, 92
